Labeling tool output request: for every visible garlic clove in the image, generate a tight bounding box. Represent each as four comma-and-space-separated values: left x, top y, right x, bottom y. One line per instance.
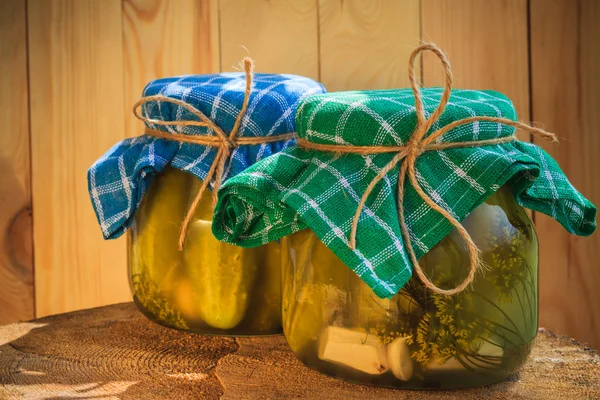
387, 336, 414, 380
318, 326, 389, 375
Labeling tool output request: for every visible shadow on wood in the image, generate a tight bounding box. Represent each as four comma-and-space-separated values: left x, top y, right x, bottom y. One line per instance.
0, 304, 237, 399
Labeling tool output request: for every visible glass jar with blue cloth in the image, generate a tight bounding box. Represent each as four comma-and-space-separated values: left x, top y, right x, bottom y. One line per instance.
87, 59, 326, 335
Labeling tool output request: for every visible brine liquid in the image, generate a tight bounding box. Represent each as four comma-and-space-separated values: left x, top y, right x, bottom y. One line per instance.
282, 186, 538, 389
129, 167, 282, 336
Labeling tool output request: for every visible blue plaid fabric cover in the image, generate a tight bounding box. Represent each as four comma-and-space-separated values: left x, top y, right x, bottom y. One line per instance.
88, 73, 326, 239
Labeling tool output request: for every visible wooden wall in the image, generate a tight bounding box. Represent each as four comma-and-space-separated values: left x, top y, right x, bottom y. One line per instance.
0, 0, 33, 324
0, 0, 598, 348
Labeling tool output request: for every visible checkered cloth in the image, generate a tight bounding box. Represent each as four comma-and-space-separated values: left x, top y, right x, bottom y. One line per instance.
212, 88, 597, 298
88, 73, 326, 239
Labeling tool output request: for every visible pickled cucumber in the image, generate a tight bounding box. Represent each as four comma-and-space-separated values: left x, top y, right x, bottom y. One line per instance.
184, 178, 257, 330
185, 220, 258, 329
282, 232, 323, 353
349, 271, 399, 335
130, 167, 195, 329
247, 242, 282, 333
283, 230, 349, 353
131, 167, 192, 299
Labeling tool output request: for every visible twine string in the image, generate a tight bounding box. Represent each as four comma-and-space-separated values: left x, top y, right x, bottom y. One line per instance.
133, 58, 297, 250
297, 43, 558, 295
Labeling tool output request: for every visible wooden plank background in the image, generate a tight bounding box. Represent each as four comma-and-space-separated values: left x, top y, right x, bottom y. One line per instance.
530, 0, 600, 349
27, 0, 130, 317
0, 0, 34, 324
0, 0, 598, 349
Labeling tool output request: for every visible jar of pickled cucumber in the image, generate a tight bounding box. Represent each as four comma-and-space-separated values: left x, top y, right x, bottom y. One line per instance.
87, 63, 326, 335
211, 44, 595, 388
281, 185, 539, 388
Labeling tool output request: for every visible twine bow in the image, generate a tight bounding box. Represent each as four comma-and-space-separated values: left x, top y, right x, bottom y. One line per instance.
133, 58, 297, 250
297, 43, 558, 295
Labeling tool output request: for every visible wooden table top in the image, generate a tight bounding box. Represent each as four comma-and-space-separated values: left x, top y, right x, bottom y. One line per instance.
0, 303, 598, 399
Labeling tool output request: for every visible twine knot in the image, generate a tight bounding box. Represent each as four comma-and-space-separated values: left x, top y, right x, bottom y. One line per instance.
296, 43, 558, 296
223, 138, 238, 150
133, 57, 297, 250
406, 137, 425, 158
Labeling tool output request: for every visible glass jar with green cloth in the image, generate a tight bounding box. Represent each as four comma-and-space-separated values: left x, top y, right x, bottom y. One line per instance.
87, 59, 326, 335
212, 45, 596, 388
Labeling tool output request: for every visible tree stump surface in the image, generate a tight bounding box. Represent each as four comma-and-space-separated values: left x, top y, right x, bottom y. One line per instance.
0, 303, 598, 399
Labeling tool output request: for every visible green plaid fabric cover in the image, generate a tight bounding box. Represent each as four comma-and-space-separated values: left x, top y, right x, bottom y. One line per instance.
212, 88, 597, 298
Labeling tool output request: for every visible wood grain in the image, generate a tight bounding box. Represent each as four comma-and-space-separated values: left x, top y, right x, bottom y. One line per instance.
219, 0, 319, 80
123, 0, 220, 138
421, 1, 534, 216
530, 0, 600, 349
27, 0, 130, 317
1, 303, 599, 399
0, 0, 34, 324
421, 0, 530, 123
318, 0, 420, 91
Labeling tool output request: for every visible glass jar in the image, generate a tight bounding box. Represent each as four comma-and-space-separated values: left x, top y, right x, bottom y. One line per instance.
130, 167, 282, 335
282, 185, 538, 389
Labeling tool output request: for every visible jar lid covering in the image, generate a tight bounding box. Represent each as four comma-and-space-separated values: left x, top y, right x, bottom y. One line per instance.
212, 87, 597, 298
88, 72, 326, 239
